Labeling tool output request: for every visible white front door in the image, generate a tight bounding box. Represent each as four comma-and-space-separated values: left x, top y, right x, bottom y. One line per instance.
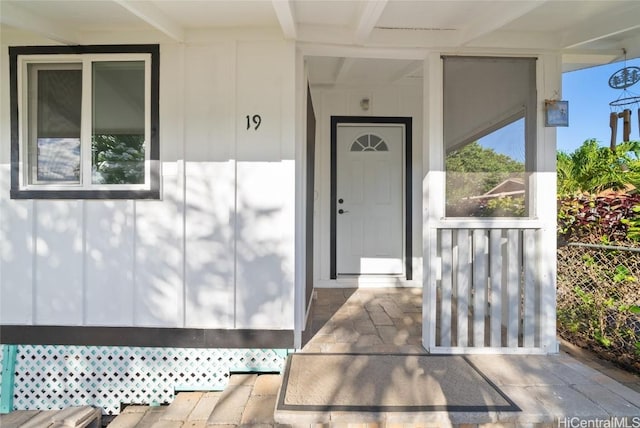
336, 124, 404, 275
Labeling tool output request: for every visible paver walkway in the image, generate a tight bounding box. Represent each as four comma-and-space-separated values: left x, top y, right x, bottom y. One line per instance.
302, 287, 424, 354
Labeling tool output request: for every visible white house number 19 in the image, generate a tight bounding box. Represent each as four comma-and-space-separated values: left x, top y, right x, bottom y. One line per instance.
246, 114, 262, 130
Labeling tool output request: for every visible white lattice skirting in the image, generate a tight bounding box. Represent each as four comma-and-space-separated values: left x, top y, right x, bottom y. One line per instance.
0, 345, 288, 415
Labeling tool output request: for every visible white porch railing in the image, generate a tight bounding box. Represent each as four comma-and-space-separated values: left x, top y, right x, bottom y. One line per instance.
428, 226, 546, 353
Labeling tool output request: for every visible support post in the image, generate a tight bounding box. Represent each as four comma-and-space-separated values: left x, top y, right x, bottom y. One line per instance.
0, 345, 18, 414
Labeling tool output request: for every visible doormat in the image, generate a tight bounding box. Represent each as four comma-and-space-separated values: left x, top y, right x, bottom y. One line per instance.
277, 353, 520, 412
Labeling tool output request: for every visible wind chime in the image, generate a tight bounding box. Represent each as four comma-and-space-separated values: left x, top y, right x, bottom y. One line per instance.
609, 49, 640, 150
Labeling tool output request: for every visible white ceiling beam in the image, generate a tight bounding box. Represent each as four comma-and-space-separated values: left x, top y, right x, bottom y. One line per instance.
561, 52, 621, 72
616, 34, 640, 62
0, 1, 79, 44
390, 60, 423, 83
334, 57, 356, 83
354, 0, 388, 45
272, 0, 297, 40
113, 0, 184, 42
458, 1, 549, 46
561, 4, 640, 49
562, 52, 620, 66
299, 41, 428, 61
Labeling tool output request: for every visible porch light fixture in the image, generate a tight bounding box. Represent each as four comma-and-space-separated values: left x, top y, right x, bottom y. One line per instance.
360, 97, 370, 111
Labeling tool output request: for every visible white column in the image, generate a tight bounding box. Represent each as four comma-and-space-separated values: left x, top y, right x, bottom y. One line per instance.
536, 54, 561, 354
423, 52, 445, 351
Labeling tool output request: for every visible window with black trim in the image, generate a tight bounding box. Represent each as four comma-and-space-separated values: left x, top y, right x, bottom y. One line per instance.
9, 45, 159, 199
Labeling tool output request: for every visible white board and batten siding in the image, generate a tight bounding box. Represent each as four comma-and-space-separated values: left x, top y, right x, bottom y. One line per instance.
0, 34, 297, 331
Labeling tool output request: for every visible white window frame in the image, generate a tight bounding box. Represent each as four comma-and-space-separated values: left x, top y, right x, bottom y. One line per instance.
441, 55, 537, 220
17, 53, 152, 192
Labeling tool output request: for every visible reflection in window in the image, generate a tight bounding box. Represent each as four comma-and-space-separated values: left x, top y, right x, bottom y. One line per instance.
37, 138, 81, 182
28, 65, 82, 184
445, 119, 526, 217
92, 61, 145, 184
443, 56, 535, 217
351, 134, 388, 152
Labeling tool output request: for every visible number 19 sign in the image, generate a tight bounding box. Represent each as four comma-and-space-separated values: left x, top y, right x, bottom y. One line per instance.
246, 114, 262, 130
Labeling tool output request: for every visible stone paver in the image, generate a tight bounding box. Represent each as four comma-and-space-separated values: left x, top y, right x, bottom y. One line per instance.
51, 406, 102, 427
369, 311, 394, 326
15, 411, 59, 428
0, 410, 40, 427
160, 392, 203, 421
188, 392, 222, 421
0, 408, 101, 428
181, 422, 207, 428
106, 412, 147, 428
135, 407, 166, 428
206, 377, 255, 425
241, 394, 278, 424
252, 374, 282, 396
149, 420, 183, 428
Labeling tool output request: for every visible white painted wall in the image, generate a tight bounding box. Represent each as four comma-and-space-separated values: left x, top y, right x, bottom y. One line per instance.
310, 82, 423, 287
0, 29, 296, 330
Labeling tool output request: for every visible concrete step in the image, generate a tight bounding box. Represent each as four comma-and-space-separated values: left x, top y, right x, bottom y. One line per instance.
0, 406, 101, 428
107, 406, 165, 428
206, 374, 257, 426
106, 374, 282, 427
238, 374, 282, 426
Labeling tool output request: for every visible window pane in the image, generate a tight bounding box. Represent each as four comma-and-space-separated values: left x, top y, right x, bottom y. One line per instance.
350, 134, 389, 152
28, 65, 82, 183
445, 119, 526, 217
443, 56, 535, 217
92, 61, 145, 184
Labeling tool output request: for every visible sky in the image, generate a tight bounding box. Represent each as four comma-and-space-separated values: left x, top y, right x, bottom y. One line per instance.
558, 57, 640, 153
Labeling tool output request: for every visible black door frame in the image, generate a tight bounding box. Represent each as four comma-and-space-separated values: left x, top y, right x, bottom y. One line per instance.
330, 116, 412, 280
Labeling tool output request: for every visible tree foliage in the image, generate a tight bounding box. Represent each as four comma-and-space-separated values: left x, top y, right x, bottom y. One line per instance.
446, 141, 525, 191
445, 141, 525, 217
557, 139, 640, 196
92, 134, 145, 184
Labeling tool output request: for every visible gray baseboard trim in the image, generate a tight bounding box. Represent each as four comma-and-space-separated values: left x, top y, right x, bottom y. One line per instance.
0, 325, 294, 349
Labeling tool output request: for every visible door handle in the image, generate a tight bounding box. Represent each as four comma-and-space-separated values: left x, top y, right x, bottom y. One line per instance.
338, 209, 349, 214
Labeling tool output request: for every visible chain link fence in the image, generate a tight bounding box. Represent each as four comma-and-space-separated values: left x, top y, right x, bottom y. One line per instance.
557, 243, 640, 373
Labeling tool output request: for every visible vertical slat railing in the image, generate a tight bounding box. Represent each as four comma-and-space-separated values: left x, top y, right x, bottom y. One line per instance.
472, 230, 488, 347
506, 229, 520, 348
434, 226, 543, 353
456, 230, 470, 347
440, 230, 453, 347
489, 229, 503, 347
523, 229, 539, 348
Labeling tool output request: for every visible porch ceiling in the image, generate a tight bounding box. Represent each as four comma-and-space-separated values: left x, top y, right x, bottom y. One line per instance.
1, 0, 640, 83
